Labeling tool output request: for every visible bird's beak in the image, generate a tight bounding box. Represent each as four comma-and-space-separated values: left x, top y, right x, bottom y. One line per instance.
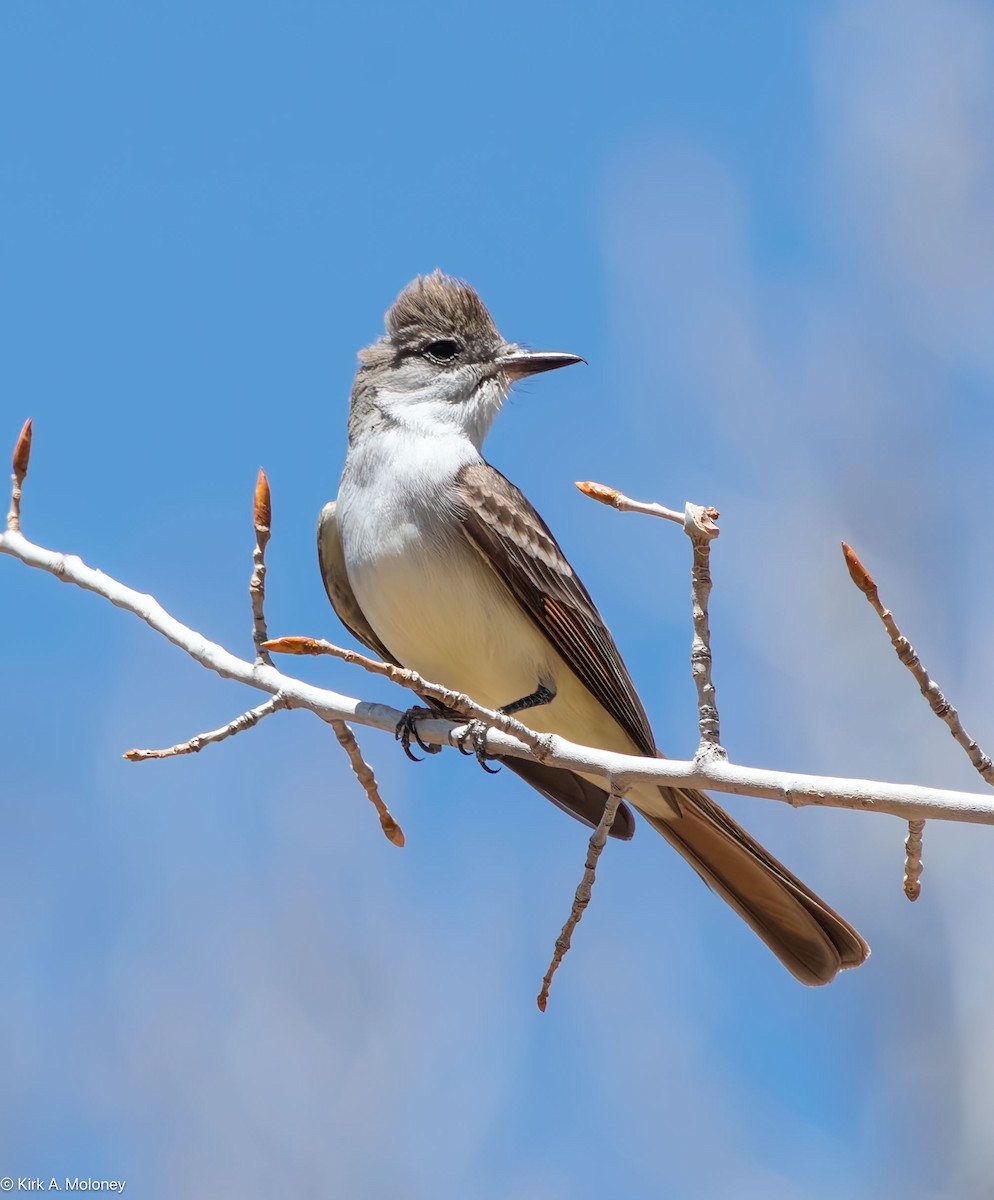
495, 347, 585, 379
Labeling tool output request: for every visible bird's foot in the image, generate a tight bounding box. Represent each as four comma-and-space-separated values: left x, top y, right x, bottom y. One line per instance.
395, 706, 442, 761
456, 720, 501, 774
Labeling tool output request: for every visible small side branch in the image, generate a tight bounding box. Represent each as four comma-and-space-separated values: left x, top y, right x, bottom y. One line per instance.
684, 502, 722, 758
537, 784, 623, 1012
576, 480, 684, 524
576, 481, 724, 758
124, 694, 290, 760
904, 819, 925, 902
330, 719, 405, 847
251, 469, 273, 667
842, 542, 994, 789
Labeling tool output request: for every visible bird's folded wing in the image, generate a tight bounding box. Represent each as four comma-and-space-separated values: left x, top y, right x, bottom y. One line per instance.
317, 500, 396, 662
454, 460, 657, 759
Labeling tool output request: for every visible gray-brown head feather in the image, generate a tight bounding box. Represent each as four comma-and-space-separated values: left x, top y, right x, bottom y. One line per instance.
358, 271, 503, 369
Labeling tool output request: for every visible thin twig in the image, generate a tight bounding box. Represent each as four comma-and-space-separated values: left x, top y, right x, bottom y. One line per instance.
7, 418, 32, 533
263, 635, 554, 760
331, 719, 404, 847
576, 479, 685, 524
842, 542, 994, 788
537, 784, 623, 1012
124, 694, 290, 760
904, 819, 925, 902
250, 468, 273, 667
684, 502, 723, 758
576, 481, 724, 759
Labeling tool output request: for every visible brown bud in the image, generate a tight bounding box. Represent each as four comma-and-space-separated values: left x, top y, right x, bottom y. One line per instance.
841, 542, 877, 598
575, 480, 619, 506
12, 418, 32, 478
260, 636, 321, 655
380, 814, 406, 847
254, 468, 271, 531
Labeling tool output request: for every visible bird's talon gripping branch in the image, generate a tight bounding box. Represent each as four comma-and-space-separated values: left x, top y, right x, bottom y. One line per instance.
395, 706, 441, 761
456, 720, 501, 773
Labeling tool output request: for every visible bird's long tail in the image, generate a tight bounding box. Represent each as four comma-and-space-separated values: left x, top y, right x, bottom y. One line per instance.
638, 787, 868, 985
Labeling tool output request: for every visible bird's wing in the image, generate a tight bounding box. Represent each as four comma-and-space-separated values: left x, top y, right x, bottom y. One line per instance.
318, 500, 397, 663
454, 461, 657, 759
317, 497, 635, 840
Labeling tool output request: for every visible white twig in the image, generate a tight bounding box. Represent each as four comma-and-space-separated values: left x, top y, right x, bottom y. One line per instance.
684, 502, 723, 759
843, 541, 994, 789
577, 481, 724, 759
250, 469, 273, 668
537, 783, 623, 1012
331, 719, 405, 847
576, 480, 684, 524
904, 819, 925, 902
124, 695, 290, 760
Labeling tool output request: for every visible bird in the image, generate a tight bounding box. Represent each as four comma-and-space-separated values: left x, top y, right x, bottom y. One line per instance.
318, 271, 869, 985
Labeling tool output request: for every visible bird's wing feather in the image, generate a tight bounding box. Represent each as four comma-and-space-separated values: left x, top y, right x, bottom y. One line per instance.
318, 500, 397, 662
455, 461, 656, 758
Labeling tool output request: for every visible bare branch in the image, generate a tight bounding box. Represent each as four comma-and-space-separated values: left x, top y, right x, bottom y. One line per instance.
331, 719, 405, 847
904, 819, 925, 902
576, 480, 683, 524
124, 694, 290, 760
5, 521, 994, 823
843, 542, 994, 788
537, 783, 623, 1012
684, 502, 723, 759
577, 481, 724, 758
250, 468, 273, 668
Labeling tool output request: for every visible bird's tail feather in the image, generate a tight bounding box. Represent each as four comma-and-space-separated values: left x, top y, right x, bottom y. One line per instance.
639, 786, 868, 986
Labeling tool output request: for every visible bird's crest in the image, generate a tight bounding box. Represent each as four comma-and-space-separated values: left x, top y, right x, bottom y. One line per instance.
359, 272, 502, 364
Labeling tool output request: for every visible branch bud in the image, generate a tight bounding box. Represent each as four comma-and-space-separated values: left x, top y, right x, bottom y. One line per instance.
841, 542, 878, 599
254, 468, 271, 531
261, 636, 322, 655
575, 480, 620, 507
12, 418, 32, 479
380, 813, 406, 847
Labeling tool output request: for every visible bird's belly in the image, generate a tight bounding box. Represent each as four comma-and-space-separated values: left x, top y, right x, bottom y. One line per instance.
348, 531, 639, 759
349, 532, 547, 708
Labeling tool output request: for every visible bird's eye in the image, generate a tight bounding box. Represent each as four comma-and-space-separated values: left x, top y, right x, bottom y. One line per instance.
423, 339, 461, 364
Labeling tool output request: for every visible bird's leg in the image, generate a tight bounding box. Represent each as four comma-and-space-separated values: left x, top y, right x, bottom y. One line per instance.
501, 684, 556, 718
458, 684, 556, 773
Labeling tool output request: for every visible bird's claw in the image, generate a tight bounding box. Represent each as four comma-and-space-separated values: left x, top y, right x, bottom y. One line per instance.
395, 706, 442, 761
456, 720, 501, 774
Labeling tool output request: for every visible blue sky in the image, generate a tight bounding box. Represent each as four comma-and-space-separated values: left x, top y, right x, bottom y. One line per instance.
4, 1, 994, 1196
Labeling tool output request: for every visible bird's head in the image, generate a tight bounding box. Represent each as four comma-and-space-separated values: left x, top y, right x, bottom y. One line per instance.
348, 271, 582, 448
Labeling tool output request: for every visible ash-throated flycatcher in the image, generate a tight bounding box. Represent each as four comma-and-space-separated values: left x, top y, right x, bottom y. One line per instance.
319, 272, 868, 984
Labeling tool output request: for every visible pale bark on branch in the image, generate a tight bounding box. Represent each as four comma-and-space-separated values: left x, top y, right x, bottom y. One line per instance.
4, 522, 994, 827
